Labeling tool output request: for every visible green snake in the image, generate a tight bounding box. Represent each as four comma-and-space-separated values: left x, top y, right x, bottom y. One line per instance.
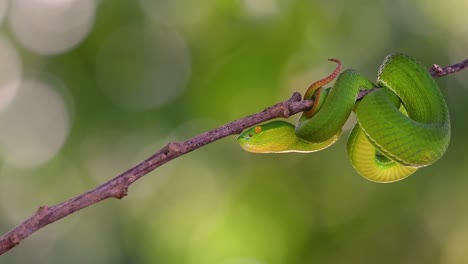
237, 53, 450, 183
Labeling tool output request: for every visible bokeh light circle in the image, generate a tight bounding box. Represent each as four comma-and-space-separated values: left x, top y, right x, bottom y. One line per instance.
0, 79, 71, 168
9, 0, 96, 55
96, 24, 191, 110
138, 0, 214, 26
0, 0, 8, 26
0, 35, 22, 111
242, 0, 284, 19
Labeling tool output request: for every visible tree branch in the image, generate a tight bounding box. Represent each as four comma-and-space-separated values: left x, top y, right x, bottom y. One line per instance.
0, 58, 466, 255
0, 92, 312, 254
429, 58, 468, 77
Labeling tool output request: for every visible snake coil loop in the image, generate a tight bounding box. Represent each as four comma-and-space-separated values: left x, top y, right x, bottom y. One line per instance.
238, 53, 450, 183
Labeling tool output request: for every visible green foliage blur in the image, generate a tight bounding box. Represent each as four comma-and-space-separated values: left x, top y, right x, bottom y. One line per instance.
1, 0, 468, 263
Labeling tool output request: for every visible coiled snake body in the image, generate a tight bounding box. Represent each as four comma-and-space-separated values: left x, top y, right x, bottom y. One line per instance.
238, 53, 450, 183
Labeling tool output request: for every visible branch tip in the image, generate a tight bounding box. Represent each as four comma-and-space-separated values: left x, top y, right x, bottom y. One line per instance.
430, 64, 444, 75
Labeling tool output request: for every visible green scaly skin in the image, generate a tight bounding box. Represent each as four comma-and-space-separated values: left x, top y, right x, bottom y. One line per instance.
237, 53, 450, 183
237, 121, 339, 153
295, 69, 375, 142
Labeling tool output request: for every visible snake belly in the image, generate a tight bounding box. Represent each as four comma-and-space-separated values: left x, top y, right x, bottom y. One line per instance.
348, 53, 450, 182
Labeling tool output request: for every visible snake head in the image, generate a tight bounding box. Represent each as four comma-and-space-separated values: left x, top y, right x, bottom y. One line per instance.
237, 121, 297, 153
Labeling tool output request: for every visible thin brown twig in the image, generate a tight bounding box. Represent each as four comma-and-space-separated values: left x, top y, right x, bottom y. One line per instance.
0, 58, 466, 255
429, 58, 468, 77
0, 92, 313, 255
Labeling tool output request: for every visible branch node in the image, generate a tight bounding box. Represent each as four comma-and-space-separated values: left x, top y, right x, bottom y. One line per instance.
290, 92, 302, 102
9, 234, 20, 246
113, 178, 129, 199
168, 142, 182, 153
115, 185, 128, 199
36, 206, 49, 214
279, 92, 305, 118
281, 103, 291, 118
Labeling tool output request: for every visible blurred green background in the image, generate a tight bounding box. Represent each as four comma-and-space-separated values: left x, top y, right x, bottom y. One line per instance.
1, 0, 467, 263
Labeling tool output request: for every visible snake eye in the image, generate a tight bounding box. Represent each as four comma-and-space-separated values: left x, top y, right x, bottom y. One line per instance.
254, 126, 262, 134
